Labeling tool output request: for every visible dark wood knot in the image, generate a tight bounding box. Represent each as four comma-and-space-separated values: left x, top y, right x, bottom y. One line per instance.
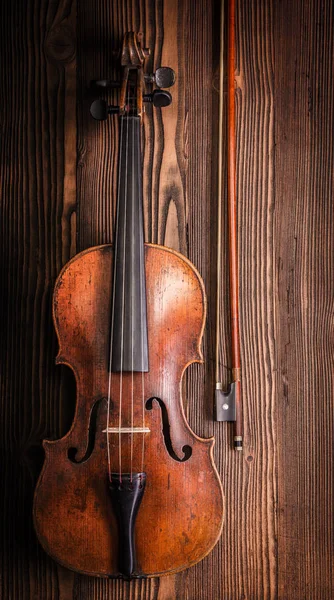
44, 23, 76, 64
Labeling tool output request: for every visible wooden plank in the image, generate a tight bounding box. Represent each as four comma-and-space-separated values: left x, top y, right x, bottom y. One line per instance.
0, 0, 77, 598
214, 0, 278, 598
275, 1, 334, 598
1, 0, 333, 598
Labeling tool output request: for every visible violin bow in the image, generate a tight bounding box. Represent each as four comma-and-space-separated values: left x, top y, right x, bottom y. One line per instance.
215, 0, 243, 451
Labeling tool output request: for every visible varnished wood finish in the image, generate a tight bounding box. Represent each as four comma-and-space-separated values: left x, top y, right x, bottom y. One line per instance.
119, 32, 148, 117
1, 0, 333, 598
33, 244, 224, 577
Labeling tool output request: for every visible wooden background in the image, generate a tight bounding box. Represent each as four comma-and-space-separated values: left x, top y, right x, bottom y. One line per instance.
0, 0, 333, 598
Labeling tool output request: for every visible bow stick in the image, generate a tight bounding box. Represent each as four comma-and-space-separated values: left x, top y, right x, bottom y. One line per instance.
215, 0, 243, 451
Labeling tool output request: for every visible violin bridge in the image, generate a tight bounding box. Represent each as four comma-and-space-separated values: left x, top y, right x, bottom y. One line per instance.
102, 427, 150, 433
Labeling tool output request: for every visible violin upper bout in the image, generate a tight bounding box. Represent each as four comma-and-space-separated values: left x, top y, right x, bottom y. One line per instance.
52, 245, 114, 373
145, 243, 207, 369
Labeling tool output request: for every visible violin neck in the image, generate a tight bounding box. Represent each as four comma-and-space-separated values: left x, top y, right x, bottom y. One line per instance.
111, 116, 149, 373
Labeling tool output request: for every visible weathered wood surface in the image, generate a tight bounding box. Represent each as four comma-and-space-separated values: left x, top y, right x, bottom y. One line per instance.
0, 0, 333, 599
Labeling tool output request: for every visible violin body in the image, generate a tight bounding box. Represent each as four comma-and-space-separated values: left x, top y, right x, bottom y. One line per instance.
34, 32, 224, 578
33, 243, 224, 577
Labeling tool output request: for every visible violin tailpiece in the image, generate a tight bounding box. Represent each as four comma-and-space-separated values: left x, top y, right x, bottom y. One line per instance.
108, 472, 146, 577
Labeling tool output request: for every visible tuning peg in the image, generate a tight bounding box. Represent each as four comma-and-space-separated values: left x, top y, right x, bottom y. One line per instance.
143, 90, 172, 108
90, 99, 119, 121
144, 67, 176, 88
90, 79, 121, 90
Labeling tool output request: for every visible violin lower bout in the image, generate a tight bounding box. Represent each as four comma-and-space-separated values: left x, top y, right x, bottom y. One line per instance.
33, 243, 224, 577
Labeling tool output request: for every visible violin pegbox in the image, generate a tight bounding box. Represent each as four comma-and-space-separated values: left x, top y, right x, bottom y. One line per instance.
90, 31, 176, 120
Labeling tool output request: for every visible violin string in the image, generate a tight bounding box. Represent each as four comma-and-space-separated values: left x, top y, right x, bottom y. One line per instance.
119, 98, 130, 480
140, 120, 145, 477
107, 116, 124, 482
130, 115, 135, 480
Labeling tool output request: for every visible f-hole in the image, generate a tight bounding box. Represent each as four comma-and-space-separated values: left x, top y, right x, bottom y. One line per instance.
68, 397, 108, 464
146, 397, 192, 462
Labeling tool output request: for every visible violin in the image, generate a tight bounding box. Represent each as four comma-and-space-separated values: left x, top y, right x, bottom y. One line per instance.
33, 32, 224, 579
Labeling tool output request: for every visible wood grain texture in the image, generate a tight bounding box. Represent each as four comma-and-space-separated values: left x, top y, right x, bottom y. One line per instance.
275, 1, 334, 598
0, 0, 333, 598
0, 0, 77, 598
215, 1, 277, 598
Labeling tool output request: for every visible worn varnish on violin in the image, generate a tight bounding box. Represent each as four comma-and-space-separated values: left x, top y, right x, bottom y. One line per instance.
33, 32, 224, 579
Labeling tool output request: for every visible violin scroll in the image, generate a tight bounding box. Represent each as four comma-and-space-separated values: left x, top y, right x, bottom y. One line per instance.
89, 32, 175, 119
